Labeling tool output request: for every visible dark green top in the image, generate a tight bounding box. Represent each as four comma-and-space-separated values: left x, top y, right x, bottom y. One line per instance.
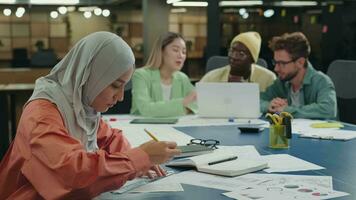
260, 63, 337, 119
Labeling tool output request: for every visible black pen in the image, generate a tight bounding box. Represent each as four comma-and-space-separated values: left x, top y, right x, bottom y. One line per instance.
208, 156, 238, 165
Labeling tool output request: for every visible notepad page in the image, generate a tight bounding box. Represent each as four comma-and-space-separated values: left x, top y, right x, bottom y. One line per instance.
189, 150, 237, 166
119, 126, 194, 147
197, 159, 267, 177
299, 129, 356, 140
119, 126, 152, 147
146, 127, 194, 145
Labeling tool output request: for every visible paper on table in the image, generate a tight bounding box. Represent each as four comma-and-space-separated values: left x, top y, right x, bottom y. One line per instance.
262, 154, 324, 173
299, 129, 356, 141
235, 173, 333, 190
110, 171, 182, 194
218, 145, 262, 160
292, 119, 340, 135
223, 186, 349, 200
151, 170, 249, 192
129, 182, 183, 193
120, 126, 194, 147
223, 174, 348, 200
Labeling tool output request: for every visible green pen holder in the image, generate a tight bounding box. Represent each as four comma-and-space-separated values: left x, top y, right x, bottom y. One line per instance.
269, 124, 290, 149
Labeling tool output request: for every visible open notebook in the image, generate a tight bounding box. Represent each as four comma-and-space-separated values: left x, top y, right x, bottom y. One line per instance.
166, 150, 268, 177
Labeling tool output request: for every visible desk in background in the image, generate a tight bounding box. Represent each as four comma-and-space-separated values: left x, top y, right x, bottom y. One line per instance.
0, 68, 50, 159
101, 124, 356, 200
0, 68, 50, 84
0, 84, 35, 159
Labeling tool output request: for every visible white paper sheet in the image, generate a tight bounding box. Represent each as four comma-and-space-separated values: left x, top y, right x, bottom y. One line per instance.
223, 187, 349, 200
129, 182, 184, 193
235, 174, 333, 190
299, 129, 356, 141
109, 171, 182, 194
262, 154, 324, 173
218, 145, 262, 160
118, 126, 194, 147
152, 170, 249, 192
292, 119, 340, 135
223, 174, 348, 200
143, 171, 349, 200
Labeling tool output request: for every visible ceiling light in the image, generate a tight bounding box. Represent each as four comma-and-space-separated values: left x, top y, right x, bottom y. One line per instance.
50, 11, 58, 19
57, 6, 67, 15
30, 0, 79, 5
264, 9, 274, 18
94, 8, 102, 16
172, 1, 208, 7
219, 1, 263, 7
83, 11, 92, 19
167, 0, 181, 4
15, 9, 24, 18
102, 9, 110, 17
239, 8, 246, 15
3, 8, 11, 16
242, 12, 249, 19
16, 7, 25, 14
274, 1, 318, 7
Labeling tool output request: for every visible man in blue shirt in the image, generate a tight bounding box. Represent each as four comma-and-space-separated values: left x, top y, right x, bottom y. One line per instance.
261, 32, 337, 119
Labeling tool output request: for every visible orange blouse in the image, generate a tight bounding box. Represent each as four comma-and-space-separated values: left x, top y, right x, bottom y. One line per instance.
0, 99, 152, 199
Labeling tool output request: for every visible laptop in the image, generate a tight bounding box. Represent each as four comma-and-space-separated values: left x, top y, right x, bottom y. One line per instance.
196, 82, 260, 118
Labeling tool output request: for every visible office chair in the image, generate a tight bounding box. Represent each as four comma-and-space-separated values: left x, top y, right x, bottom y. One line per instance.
31, 49, 58, 68
205, 56, 229, 73
105, 81, 132, 114
256, 58, 268, 68
11, 48, 30, 68
206, 56, 268, 73
327, 59, 356, 124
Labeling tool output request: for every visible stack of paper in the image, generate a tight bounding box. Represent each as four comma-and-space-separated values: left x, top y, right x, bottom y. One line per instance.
299, 129, 356, 140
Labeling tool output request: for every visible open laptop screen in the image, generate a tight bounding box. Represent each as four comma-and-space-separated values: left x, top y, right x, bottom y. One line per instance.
196, 82, 260, 118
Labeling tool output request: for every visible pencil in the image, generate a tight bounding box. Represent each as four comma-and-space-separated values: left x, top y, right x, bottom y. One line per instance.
144, 129, 159, 141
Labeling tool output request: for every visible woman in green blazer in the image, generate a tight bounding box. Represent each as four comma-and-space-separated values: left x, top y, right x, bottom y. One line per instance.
131, 32, 197, 117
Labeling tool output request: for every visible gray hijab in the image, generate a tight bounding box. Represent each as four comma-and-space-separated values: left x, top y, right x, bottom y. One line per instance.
29, 31, 135, 152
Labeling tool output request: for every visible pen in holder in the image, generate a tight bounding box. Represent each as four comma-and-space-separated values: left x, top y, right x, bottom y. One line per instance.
269, 124, 290, 149
266, 112, 293, 149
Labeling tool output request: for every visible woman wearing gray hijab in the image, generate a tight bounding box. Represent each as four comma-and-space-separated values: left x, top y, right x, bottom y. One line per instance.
0, 32, 181, 199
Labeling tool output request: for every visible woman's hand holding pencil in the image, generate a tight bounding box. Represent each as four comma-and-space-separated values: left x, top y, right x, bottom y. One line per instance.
140, 129, 181, 164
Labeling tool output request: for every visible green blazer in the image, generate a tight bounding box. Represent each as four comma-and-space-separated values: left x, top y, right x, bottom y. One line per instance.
130, 67, 197, 117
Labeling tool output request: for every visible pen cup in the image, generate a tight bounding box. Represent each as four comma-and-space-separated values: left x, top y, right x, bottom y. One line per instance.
269, 124, 290, 149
